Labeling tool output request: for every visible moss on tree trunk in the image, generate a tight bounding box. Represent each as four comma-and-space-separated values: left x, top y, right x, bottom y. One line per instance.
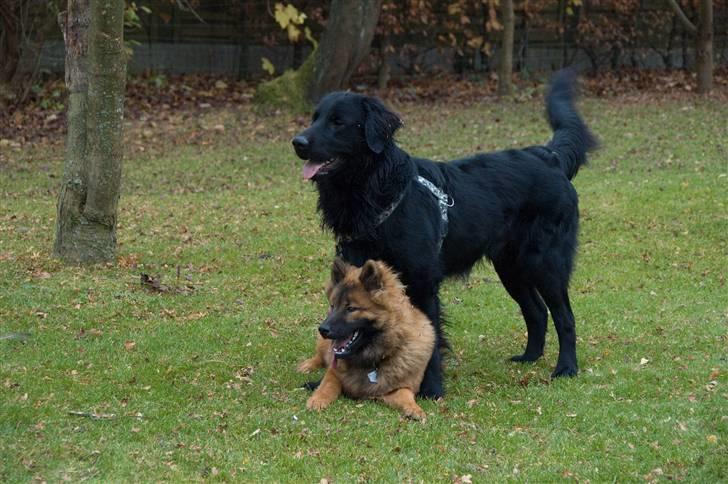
253, 48, 317, 113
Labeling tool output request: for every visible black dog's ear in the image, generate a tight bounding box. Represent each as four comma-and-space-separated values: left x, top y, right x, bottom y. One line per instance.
363, 97, 402, 154
359, 260, 383, 293
331, 258, 349, 285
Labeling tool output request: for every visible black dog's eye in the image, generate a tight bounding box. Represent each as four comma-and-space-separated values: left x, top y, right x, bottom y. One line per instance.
330, 116, 344, 127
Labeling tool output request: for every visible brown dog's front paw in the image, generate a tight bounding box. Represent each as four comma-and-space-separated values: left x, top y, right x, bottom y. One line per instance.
297, 358, 317, 374
306, 395, 332, 411
403, 405, 427, 421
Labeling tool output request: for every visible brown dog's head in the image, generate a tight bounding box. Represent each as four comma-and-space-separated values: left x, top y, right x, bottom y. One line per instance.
319, 258, 407, 362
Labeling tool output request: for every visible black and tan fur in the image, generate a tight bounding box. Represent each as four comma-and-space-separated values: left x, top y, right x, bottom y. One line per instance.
298, 259, 435, 419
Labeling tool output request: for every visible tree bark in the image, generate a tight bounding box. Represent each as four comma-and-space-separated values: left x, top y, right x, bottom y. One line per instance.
54, 0, 126, 264
695, 0, 713, 93
666, 0, 713, 93
307, 0, 383, 102
498, 0, 515, 96
255, 0, 383, 111
0, 1, 21, 84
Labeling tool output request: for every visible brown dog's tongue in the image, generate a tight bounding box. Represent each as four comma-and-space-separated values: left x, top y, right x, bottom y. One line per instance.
302, 162, 323, 180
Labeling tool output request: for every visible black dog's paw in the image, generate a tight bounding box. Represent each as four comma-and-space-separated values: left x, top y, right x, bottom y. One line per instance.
302, 380, 321, 391
510, 351, 543, 363
551, 364, 578, 378
417, 381, 444, 400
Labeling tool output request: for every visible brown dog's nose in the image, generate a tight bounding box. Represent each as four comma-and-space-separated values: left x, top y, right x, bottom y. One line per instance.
318, 322, 331, 338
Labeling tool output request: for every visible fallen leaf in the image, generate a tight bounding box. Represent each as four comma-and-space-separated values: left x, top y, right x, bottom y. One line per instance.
707, 435, 718, 444
124, 341, 136, 351
140, 273, 169, 293
640, 357, 649, 366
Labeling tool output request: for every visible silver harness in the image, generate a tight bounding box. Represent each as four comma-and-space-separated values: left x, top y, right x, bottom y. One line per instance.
337, 175, 454, 252
415, 175, 454, 249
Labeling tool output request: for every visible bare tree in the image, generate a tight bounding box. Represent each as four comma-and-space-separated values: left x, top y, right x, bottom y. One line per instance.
666, 0, 713, 93
498, 0, 515, 96
54, 0, 126, 264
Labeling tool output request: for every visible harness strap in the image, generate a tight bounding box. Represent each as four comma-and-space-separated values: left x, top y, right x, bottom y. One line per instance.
335, 175, 454, 253
416, 175, 454, 251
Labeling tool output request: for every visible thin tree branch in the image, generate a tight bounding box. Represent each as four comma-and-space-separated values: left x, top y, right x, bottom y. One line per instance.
176, 0, 205, 24
666, 0, 697, 34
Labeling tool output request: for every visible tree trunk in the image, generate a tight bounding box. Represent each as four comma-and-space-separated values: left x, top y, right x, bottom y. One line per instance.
0, 2, 20, 84
254, 0, 383, 111
377, 35, 391, 90
666, 0, 713, 93
54, 0, 126, 264
307, 0, 383, 102
498, 0, 515, 96
695, 0, 713, 93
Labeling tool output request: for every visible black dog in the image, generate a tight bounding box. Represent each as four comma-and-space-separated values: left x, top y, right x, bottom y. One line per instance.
293, 70, 597, 399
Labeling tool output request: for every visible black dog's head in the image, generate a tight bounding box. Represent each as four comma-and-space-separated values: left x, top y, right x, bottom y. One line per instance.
292, 92, 402, 181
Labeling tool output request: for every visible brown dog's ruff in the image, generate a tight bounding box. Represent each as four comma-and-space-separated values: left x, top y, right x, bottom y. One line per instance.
298, 259, 435, 419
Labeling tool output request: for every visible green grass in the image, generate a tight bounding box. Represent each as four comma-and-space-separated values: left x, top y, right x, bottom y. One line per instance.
1, 94, 726, 482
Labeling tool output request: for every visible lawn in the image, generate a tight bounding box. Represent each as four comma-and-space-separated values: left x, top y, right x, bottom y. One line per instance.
1, 90, 726, 482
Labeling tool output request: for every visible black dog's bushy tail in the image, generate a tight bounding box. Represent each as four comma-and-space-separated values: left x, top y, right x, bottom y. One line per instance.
545, 69, 598, 180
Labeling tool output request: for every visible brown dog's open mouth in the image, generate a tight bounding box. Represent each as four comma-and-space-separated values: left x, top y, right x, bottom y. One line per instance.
332, 330, 360, 357
302, 158, 340, 180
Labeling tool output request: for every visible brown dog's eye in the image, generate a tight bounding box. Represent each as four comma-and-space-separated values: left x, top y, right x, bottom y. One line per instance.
346, 305, 358, 313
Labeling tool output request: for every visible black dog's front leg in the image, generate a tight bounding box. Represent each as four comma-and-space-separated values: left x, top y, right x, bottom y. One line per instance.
410, 289, 445, 399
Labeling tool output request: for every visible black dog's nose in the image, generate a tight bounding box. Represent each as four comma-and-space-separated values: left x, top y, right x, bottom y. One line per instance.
318, 323, 330, 338
292, 135, 309, 156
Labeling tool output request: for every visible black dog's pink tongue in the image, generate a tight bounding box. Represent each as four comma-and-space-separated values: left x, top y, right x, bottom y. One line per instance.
302, 162, 324, 180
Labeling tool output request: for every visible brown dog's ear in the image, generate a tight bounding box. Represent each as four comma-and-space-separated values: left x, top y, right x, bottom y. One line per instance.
359, 260, 383, 293
331, 258, 349, 285
363, 97, 402, 154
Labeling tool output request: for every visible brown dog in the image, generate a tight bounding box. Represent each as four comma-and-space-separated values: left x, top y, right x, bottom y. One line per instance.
298, 259, 435, 419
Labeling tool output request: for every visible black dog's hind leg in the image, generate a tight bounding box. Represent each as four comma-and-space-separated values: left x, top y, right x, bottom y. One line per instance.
494, 262, 548, 362
537, 282, 578, 378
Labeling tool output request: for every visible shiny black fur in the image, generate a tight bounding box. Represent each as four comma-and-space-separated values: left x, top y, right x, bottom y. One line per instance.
293, 70, 597, 398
